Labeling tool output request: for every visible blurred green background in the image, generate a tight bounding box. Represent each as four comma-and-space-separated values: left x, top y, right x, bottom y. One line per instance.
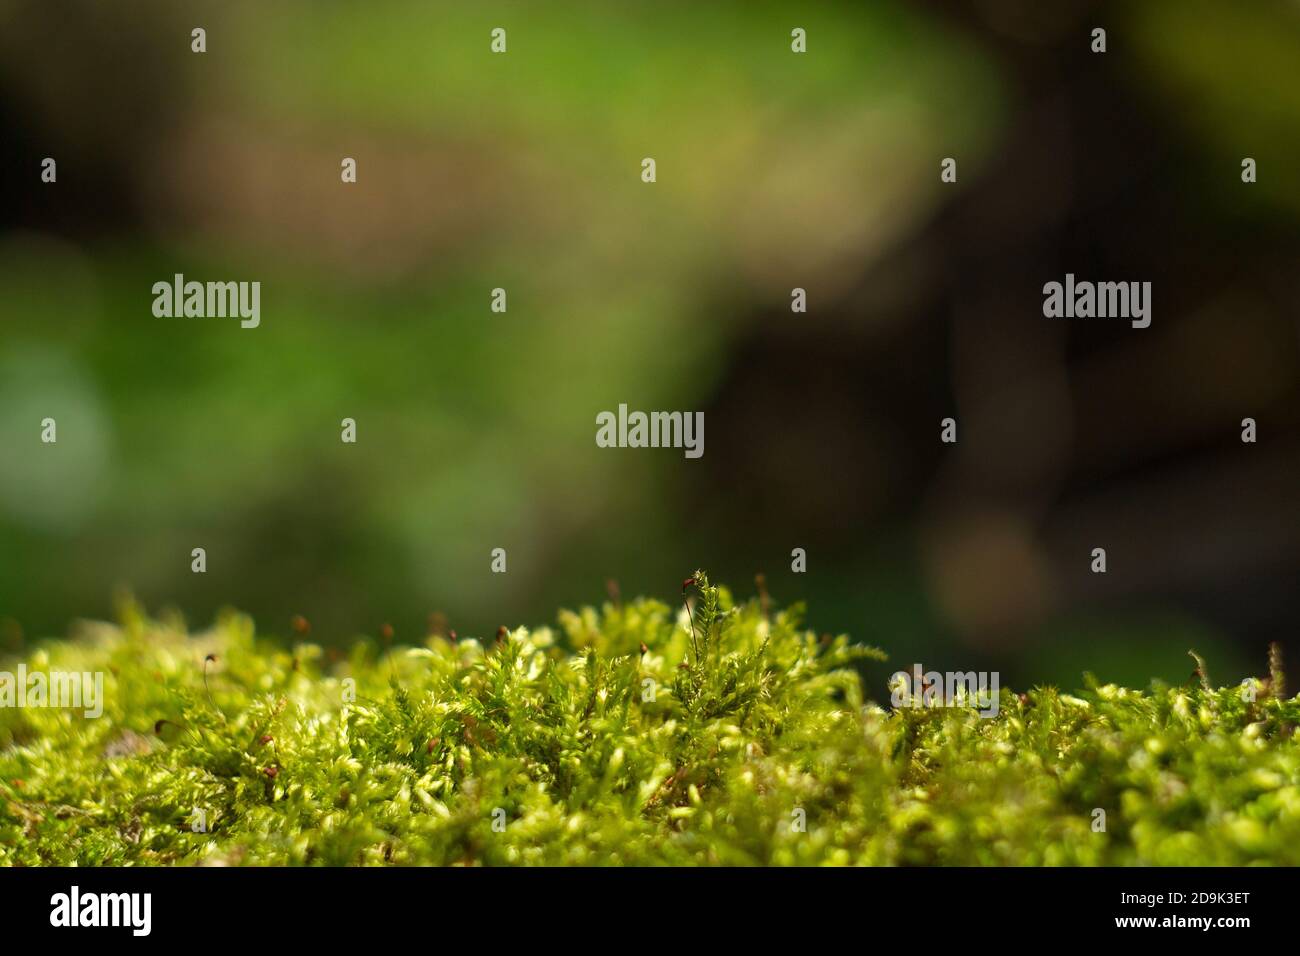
1, 0, 1298, 692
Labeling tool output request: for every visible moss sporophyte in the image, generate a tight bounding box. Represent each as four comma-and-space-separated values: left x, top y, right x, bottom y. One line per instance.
2, 572, 1299, 865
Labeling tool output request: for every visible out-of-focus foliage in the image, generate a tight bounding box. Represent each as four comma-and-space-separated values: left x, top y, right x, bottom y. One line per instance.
0, 0, 1004, 644
3, 574, 1298, 865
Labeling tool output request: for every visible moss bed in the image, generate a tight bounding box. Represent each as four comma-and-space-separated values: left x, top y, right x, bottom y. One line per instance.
2, 572, 1298, 866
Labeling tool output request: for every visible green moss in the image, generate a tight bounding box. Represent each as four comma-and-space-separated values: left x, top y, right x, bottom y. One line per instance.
2, 572, 1299, 866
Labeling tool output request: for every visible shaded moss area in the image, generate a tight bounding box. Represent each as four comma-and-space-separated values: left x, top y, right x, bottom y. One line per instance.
2, 573, 1298, 865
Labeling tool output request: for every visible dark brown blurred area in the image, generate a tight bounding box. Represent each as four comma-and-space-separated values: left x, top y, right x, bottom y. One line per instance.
693, 0, 1300, 680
